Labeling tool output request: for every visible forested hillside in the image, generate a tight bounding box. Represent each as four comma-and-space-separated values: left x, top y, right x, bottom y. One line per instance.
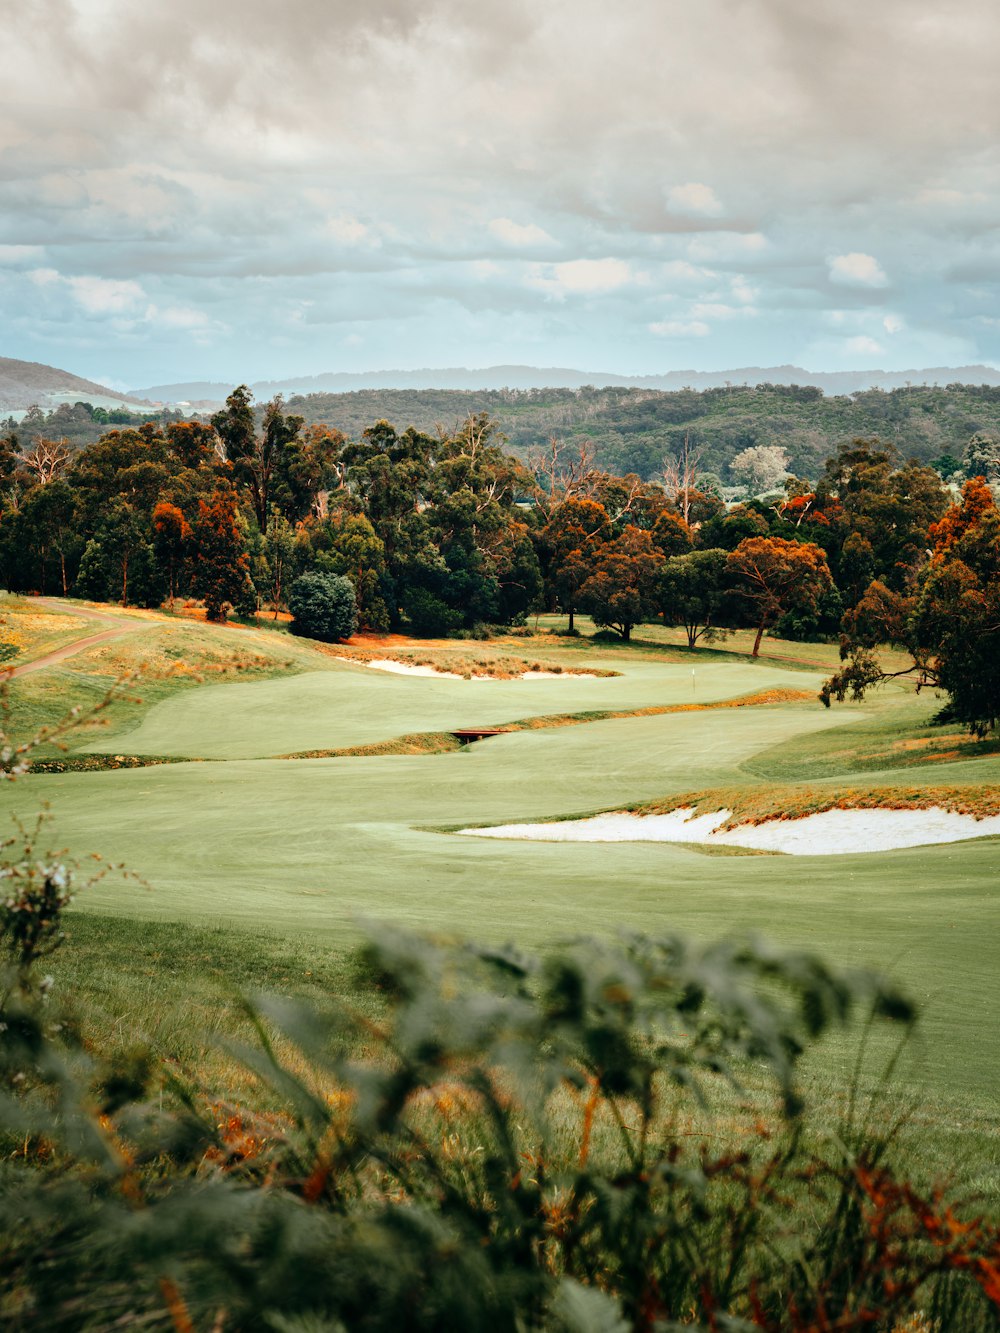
284, 382, 1000, 482
7, 382, 1000, 486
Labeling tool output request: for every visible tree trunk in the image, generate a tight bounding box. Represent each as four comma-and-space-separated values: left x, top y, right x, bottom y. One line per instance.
60, 550, 68, 596
121, 553, 129, 608
752, 624, 764, 657
568, 605, 575, 631
622, 624, 631, 641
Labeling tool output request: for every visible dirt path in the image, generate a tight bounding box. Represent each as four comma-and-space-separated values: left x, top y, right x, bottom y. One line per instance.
4, 600, 148, 680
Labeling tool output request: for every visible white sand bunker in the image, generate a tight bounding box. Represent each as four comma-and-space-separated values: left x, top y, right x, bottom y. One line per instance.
338, 657, 596, 680
458, 805, 1000, 856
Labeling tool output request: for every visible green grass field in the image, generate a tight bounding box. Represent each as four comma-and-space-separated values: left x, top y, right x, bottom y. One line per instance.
4, 602, 998, 1196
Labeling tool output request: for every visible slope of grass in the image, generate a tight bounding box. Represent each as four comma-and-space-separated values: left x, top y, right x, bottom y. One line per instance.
0, 593, 95, 664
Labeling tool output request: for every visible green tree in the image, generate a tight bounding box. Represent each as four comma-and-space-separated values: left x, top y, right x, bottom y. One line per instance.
260, 512, 297, 619
15, 480, 79, 595
964, 431, 1000, 483
99, 498, 157, 607
288, 570, 358, 642
658, 548, 731, 648
211, 388, 305, 529
817, 439, 948, 593
824, 478, 1000, 736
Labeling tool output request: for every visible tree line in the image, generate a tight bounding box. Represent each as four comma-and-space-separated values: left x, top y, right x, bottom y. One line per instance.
2, 386, 997, 731
10, 380, 1000, 486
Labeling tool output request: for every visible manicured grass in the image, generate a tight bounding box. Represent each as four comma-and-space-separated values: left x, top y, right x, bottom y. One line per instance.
4, 607, 999, 1199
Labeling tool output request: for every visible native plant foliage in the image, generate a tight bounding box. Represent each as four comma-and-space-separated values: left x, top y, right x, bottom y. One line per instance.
191, 482, 255, 622
2, 886, 1000, 1330
288, 569, 358, 642
822, 477, 1000, 736
726, 536, 834, 657
577, 527, 663, 641
657, 547, 732, 648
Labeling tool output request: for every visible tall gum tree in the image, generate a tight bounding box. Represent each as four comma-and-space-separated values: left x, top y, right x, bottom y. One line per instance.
726, 536, 833, 657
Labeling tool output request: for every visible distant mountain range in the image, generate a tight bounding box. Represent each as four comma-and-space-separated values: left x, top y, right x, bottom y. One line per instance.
6, 356, 1000, 418
130, 363, 1000, 407
0, 356, 147, 413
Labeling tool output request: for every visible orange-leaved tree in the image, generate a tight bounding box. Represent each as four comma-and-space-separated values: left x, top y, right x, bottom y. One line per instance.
578, 526, 664, 641
727, 536, 833, 657
541, 497, 612, 631
151, 501, 192, 610
190, 483, 254, 622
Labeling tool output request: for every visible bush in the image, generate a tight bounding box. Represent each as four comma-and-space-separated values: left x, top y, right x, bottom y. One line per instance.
402, 587, 463, 637
288, 571, 358, 642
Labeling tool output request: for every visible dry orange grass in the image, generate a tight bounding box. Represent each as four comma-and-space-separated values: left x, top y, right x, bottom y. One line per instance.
636, 783, 1000, 827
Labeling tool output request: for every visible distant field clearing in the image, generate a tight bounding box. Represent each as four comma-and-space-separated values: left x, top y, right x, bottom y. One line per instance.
459, 804, 1000, 855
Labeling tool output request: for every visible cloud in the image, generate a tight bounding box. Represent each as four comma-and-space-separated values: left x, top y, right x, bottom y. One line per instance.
5, 0, 1000, 381
845, 335, 884, 357
666, 182, 723, 218
690, 302, 756, 320
828, 252, 889, 288
67, 275, 146, 314
325, 214, 375, 246
488, 217, 554, 247
649, 319, 710, 337
527, 258, 633, 295
687, 232, 768, 261
0, 245, 43, 264
883, 314, 904, 334
156, 305, 213, 330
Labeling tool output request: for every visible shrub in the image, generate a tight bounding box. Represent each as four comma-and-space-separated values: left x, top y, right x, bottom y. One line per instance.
402, 586, 463, 637
288, 571, 358, 642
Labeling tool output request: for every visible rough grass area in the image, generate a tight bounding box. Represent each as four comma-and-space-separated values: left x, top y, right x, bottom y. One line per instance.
633, 782, 1000, 827
328, 642, 620, 679
0, 594, 93, 663
2, 613, 323, 755
284, 731, 464, 759
48, 912, 999, 1196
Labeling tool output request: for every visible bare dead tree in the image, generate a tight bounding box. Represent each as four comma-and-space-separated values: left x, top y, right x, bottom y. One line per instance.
527, 436, 599, 515
21, 436, 71, 486
660, 432, 703, 524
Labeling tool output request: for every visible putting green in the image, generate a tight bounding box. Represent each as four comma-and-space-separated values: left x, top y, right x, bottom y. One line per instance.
85, 656, 814, 759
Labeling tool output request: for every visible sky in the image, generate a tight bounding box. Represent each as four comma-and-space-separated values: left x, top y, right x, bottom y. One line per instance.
3, 0, 1000, 388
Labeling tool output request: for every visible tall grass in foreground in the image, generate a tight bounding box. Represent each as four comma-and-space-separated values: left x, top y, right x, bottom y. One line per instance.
1, 874, 999, 1330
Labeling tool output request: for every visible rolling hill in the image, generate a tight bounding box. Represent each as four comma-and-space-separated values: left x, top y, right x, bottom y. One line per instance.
0, 357, 147, 413
131, 362, 1000, 408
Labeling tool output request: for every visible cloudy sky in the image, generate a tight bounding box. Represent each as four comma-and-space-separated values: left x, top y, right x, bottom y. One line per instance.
3, 0, 1000, 387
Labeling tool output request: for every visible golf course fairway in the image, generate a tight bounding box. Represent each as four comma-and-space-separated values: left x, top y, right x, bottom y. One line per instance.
3, 601, 998, 1187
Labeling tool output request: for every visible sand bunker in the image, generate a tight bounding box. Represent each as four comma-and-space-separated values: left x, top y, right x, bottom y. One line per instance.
458, 805, 1000, 855
337, 657, 596, 681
